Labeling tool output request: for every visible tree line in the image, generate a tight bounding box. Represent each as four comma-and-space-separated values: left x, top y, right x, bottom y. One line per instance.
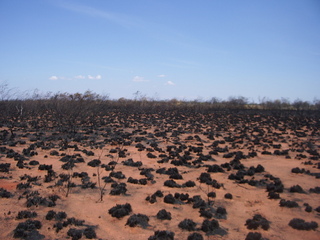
0, 82, 319, 135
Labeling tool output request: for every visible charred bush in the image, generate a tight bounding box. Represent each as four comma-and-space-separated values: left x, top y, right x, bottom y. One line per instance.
38, 164, 52, 171
67, 228, 82, 240
182, 180, 196, 188
178, 219, 197, 231
83, 227, 97, 239
157, 209, 172, 220
13, 219, 43, 239
0, 187, 13, 198
16, 210, 37, 219
245, 214, 270, 230
268, 191, 280, 199
126, 213, 150, 228
289, 185, 304, 193
201, 219, 220, 232
188, 233, 204, 240
164, 180, 181, 188
109, 171, 126, 179
245, 232, 262, 240
279, 199, 299, 208
87, 159, 101, 167
108, 203, 132, 218
309, 187, 320, 194
164, 194, 176, 204
288, 218, 318, 230
110, 182, 127, 195
148, 230, 175, 240
224, 193, 233, 199
0, 163, 11, 172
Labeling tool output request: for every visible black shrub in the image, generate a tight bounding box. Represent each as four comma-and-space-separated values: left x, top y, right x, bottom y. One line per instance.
16, 210, 37, 219
38, 164, 52, 170
123, 158, 142, 167
164, 194, 176, 204
126, 214, 150, 228
208, 192, 216, 198
55, 211, 67, 221
199, 172, 212, 184
279, 199, 299, 208
83, 227, 97, 239
110, 171, 126, 179
108, 203, 132, 218
216, 207, 227, 217
188, 232, 204, 240
288, 218, 318, 230
178, 219, 197, 231
305, 205, 312, 212
309, 187, 320, 194
46, 210, 56, 220
87, 159, 101, 167
199, 209, 213, 219
164, 180, 181, 188
183, 180, 196, 188
201, 219, 220, 232
148, 230, 175, 240
192, 195, 206, 209
0, 163, 10, 172
245, 214, 270, 230
13, 219, 43, 239
67, 228, 82, 240
268, 191, 280, 199
0, 187, 13, 198
17, 182, 32, 190
29, 160, 39, 166
156, 209, 172, 220
110, 182, 127, 195
245, 232, 262, 240
224, 193, 233, 199
289, 185, 304, 193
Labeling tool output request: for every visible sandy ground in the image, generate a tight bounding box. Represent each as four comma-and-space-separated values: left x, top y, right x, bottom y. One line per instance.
0, 122, 319, 240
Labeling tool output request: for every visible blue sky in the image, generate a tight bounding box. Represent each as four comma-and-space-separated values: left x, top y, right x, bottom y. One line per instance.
1, 0, 319, 102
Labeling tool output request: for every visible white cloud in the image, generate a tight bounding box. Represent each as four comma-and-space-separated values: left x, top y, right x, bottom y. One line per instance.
132, 76, 148, 82
88, 75, 101, 80
49, 76, 58, 80
49, 74, 101, 81
157, 74, 166, 78
166, 81, 175, 85
74, 75, 86, 79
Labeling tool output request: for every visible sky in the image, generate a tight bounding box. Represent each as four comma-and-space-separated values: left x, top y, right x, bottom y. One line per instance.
0, 0, 319, 102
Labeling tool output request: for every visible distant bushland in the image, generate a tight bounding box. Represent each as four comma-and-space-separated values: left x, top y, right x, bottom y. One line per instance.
0, 83, 319, 136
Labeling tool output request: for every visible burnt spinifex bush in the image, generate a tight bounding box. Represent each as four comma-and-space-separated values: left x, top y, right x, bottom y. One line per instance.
245, 232, 262, 240
245, 214, 270, 230
279, 199, 299, 208
178, 219, 197, 231
67, 228, 82, 240
288, 218, 318, 230
0, 163, 10, 172
109, 182, 127, 195
157, 209, 172, 220
126, 214, 150, 228
13, 219, 43, 239
201, 219, 220, 232
148, 230, 175, 240
0, 187, 13, 198
16, 210, 37, 219
188, 233, 204, 240
108, 203, 132, 218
